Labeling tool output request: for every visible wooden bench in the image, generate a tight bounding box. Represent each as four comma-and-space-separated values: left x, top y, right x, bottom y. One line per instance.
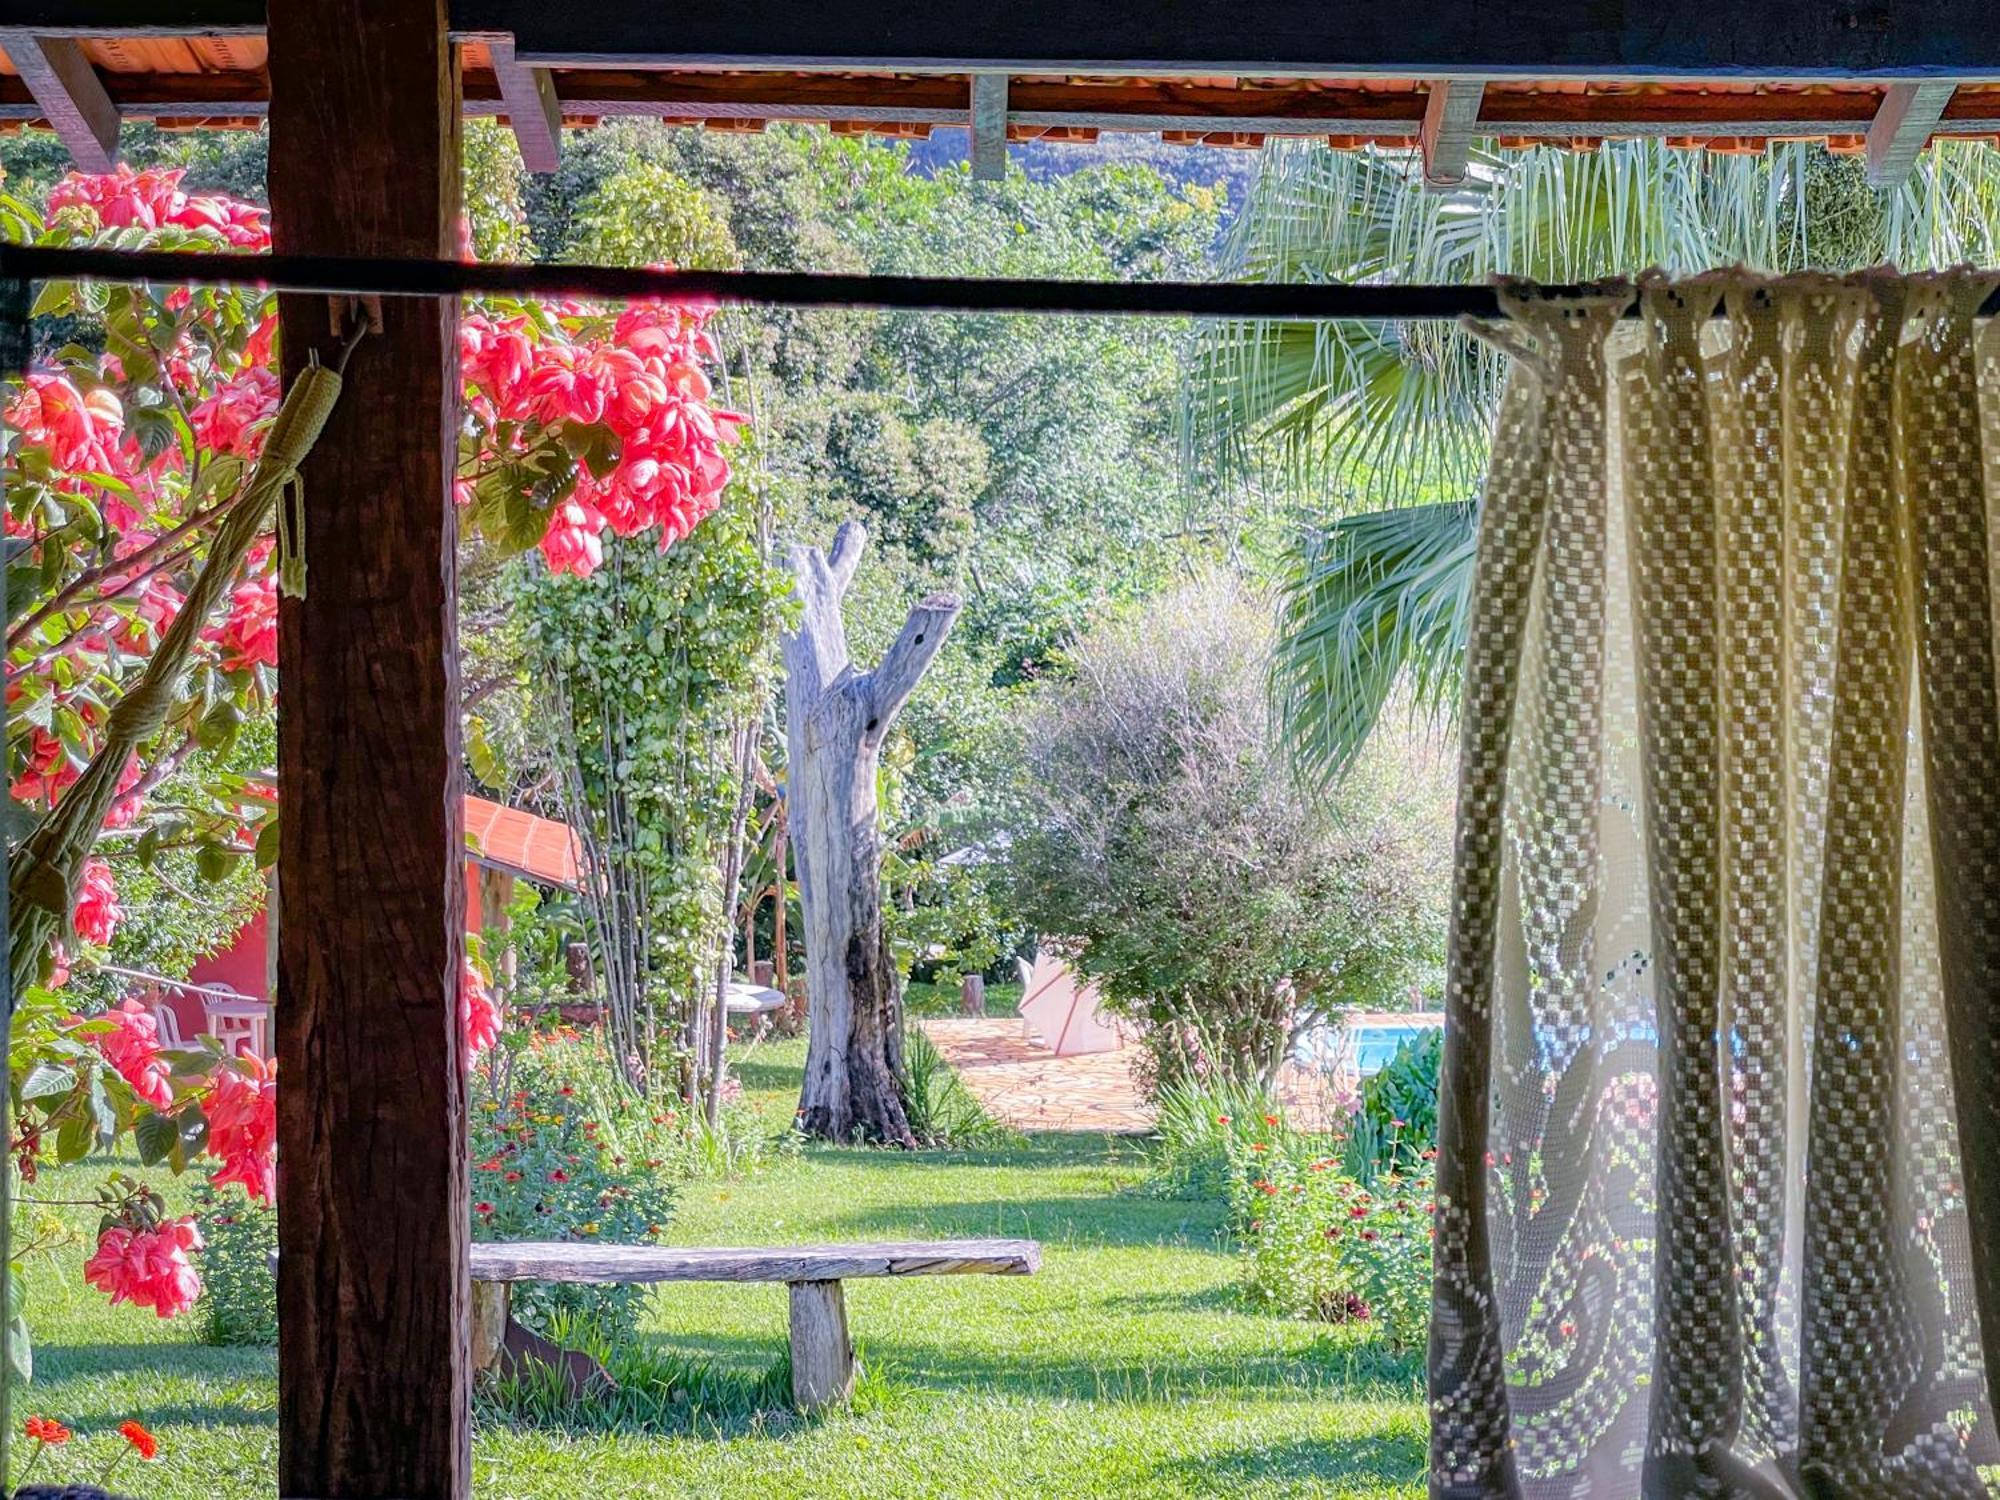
468, 1239, 1040, 1411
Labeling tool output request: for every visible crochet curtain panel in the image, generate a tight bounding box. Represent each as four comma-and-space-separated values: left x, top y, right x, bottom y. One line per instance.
1428, 271, 2000, 1499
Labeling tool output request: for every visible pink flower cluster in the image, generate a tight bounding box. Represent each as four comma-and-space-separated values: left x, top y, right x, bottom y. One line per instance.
83, 1216, 204, 1318
86, 996, 172, 1109
48, 165, 268, 248
203, 1053, 278, 1203
73, 857, 122, 946
461, 958, 501, 1065
461, 300, 744, 579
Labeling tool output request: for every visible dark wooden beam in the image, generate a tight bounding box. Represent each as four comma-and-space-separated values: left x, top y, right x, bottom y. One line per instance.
267, 0, 469, 1495
0, 33, 120, 170
37, 0, 2000, 77
473, 0, 2000, 77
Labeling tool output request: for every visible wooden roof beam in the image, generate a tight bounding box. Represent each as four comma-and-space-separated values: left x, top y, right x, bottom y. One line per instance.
1866, 81, 1956, 187
0, 33, 119, 171
488, 35, 561, 173
970, 72, 1007, 180
1420, 79, 1483, 187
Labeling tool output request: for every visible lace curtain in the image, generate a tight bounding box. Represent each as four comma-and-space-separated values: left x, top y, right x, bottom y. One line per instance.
1429, 272, 2000, 1499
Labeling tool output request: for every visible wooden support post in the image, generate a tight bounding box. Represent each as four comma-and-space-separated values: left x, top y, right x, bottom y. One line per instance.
268, 2, 469, 1496
787, 1280, 857, 1412
0, 34, 118, 172
1866, 81, 1956, 187
970, 72, 1008, 181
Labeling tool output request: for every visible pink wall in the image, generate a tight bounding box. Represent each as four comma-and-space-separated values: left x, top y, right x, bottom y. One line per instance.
180, 866, 486, 1027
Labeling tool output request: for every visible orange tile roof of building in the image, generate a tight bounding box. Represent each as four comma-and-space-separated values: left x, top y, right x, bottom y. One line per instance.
463, 794, 580, 890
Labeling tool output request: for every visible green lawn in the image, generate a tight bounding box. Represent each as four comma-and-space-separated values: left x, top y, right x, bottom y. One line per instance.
18, 1039, 1424, 1498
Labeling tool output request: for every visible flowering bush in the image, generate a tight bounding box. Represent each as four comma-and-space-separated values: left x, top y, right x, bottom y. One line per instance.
3, 163, 741, 1346
193, 1184, 277, 1347
470, 1051, 679, 1340
1234, 1128, 1436, 1350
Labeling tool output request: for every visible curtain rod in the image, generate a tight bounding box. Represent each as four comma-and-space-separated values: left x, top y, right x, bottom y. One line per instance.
7, 245, 2000, 323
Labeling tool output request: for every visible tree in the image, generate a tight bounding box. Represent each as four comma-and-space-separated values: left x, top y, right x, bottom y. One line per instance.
784, 522, 959, 1144
1008, 573, 1450, 1091
1186, 139, 2000, 780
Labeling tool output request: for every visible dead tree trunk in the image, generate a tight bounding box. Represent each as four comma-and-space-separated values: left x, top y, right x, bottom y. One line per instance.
784, 522, 959, 1145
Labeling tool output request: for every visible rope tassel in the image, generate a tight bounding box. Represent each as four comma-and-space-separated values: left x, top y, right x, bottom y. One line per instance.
7, 359, 344, 995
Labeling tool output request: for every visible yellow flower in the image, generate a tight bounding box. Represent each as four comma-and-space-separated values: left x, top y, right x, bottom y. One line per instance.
580, 1222, 600, 1235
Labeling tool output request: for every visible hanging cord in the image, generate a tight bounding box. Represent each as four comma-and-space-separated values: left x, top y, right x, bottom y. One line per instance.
8, 358, 348, 996
276, 313, 371, 600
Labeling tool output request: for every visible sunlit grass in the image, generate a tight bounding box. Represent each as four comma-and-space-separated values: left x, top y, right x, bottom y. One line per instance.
18, 1036, 1424, 1498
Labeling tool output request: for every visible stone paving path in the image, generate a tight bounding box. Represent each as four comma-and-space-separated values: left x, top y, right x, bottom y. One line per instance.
920, 1016, 1155, 1133
920, 1016, 1348, 1135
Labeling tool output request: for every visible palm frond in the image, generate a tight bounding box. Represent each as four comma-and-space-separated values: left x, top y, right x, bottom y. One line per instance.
1271, 500, 1478, 787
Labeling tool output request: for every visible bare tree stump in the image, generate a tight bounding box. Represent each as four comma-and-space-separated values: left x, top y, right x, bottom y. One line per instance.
787, 1279, 856, 1412
783, 522, 960, 1145
960, 975, 986, 1017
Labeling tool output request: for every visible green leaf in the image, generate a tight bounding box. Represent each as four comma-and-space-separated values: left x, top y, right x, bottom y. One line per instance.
196, 843, 242, 883
17, 1062, 75, 1101
254, 816, 281, 869
55, 1113, 93, 1163
134, 1107, 179, 1166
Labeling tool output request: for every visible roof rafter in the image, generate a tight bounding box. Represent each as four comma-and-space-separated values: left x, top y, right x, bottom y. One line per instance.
1420, 79, 1483, 186
0, 32, 119, 171
969, 71, 1007, 180
487, 35, 561, 173
1866, 81, 1957, 186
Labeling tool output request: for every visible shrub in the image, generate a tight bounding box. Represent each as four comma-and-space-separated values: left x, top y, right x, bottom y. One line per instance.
1147, 1077, 1329, 1204
1008, 573, 1452, 1094
1342, 1030, 1441, 1187
1235, 1132, 1435, 1351
196, 1187, 277, 1347
472, 1045, 679, 1340
901, 1030, 1015, 1149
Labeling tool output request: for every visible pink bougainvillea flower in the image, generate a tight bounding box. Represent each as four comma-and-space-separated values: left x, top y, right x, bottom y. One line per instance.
204, 1053, 278, 1204
189, 366, 280, 458
460, 957, 501, 1064
206, 570, 279, 671
73, 857, 122, 946
83, 1217, 203, 1318
538, 498, 606, 579
86, 996, 174, 1110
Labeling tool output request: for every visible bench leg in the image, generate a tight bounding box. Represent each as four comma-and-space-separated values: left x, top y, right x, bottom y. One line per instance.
787, 1279, 855, 1412
471, 1281, 510, 1375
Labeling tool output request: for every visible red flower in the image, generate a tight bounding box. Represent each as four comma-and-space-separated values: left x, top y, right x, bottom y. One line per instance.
203, 1053, 278, 1204
84, 1218, 203, 1318
475, 1201, 495, 1216
23, 1415, 72, 1445
73, 857, 122, 945
1214, 1114, 1231, 1125
1263, 1114, 1279, 1127
119, 1419, 159, 1460
549, 1168, 570, 1183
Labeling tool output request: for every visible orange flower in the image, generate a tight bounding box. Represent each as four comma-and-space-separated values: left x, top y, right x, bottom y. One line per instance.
120, 1419, 159, 1459
24, 1414, 72, 1445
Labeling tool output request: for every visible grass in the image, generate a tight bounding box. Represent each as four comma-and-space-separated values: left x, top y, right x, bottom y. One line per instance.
15, 1037, 1424, 1498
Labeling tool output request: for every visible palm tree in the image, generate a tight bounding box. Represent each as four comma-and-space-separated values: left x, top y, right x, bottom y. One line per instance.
1188, 139, 2000, 783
